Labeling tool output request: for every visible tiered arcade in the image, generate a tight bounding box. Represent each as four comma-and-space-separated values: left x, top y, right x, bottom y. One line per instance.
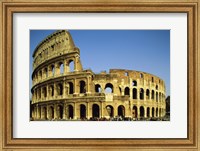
31, 30, 166, 120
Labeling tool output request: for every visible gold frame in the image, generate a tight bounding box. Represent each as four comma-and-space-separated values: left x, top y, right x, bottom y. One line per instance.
0, 0, 199, 150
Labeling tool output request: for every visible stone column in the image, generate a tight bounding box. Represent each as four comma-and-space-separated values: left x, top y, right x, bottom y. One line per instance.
47, 105, 49, 120
63, 103, 66, 120
87, 76, 91, 93
87, 102, 90, 119
65, 60, 70, 73
150, 107, 152, 117
74, 79, 78, 94
46, 85, 49, 99
74, 103, 77, 119
74, 56, 78, 71
144, 107, 147, 118
144, 90, 146, 101
101, 102, 103, 118
149, 90, 151, 101
54, 104, 57, 119
54, 83, 57, 99
137, 107, 140, 119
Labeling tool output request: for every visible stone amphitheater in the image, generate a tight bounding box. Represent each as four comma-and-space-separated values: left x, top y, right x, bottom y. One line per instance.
31, 30, 166, 121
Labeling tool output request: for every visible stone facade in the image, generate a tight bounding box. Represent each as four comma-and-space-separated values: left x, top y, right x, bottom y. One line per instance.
31, 30, 166, 121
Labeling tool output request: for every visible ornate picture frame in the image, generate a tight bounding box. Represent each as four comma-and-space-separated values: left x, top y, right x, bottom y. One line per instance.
0, 0, 199, 150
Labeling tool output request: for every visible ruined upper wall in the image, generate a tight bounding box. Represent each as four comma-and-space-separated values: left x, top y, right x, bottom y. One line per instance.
32, 30, 79, 70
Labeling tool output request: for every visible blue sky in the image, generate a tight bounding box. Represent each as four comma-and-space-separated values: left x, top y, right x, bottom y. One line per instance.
30, 30, 170, 96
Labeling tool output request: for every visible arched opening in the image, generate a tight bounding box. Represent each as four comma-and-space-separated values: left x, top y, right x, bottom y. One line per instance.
68, 82, 74, 94
49, 85, 54, 96
51, 64, 55, 76
159, 108, 161, 117
132, 80, 137, 86
95, 84, 101, 93
92, 104, 100, 118
42, 107, 47, 119
106, 105, 114, 117
132, 106, 137, 118
39, 70, 42, 80
44, 68, 48, 78
146, 89, 150, 100
69, 60, 74, 72
80, 80, 86, 93
124, 87, 130, 96
133, 88, 137, 99
49, 106, 54, 119
151, 90, 155, 100
156, 108, 158, 117
118, 105, 125, 117
57, 105, 63, 119
140, 106, 144, 118
57, 83, 63, 95
59, 62, 64, 74
105, 83, 113, 94
43, 87, 47, 98
68, 105, 74, 119
152, 107, 155, 117
156, 85, 158, 90
147, 107, 150, 117
140, 88, 144, 100
156, 92, 158, 101
80, 104, 86, 119
152, 77, 154, 82
140, 73, 143, 78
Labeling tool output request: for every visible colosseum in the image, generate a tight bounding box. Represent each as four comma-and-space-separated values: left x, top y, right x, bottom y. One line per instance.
31, 30, 166, 121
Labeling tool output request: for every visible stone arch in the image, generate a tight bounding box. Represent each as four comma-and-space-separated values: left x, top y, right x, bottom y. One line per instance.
152, 77, 154, 82
140, 106, 144, 118
106, 105, 114, 117
57, 105, 63, 119
49, 85, 54, 96
140, 73, 143, 78
95, 84, 101, 93
42, 106, 47, 119
132, 106, 137, 118
68, 59, 74, 72
80, 104, 86, 119
118, 105, 125, 117
140, 88, 144, 100
146, 89, 150, 100
44, 67, 48, 78
133, 88, 137, 99
159, 92, 161, 101
67, 105, 74, 119
124, 87, 130, 96
57, 83, 63, 95
43, 87, 47, 98
59, 62, 64, 74
156, 92, 158, 101
92, 104, 100, 118
80, 80, 86, 93
105, 83, 114, 93
152, 107, 155, 117
151, 90, 155, 100
132, 80, 137, 86
156, 85, 158, 90
49, 106, 54, 120
156, 107, 158, 117
147, 107, 150, 117
68, 82, 74, 94
50, 64, 55, 76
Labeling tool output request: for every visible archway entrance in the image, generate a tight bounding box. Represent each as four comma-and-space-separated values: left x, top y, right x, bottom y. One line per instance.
106, 105, 114, 117
92, 104, 100, 118
49, 106, 54, 120
57, 105, 63, 119
80, 104, 86, 119
132, 106, 137, 118
140, 106, 144, 118
68, 105, 74, 119
118, 105, 125, 117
